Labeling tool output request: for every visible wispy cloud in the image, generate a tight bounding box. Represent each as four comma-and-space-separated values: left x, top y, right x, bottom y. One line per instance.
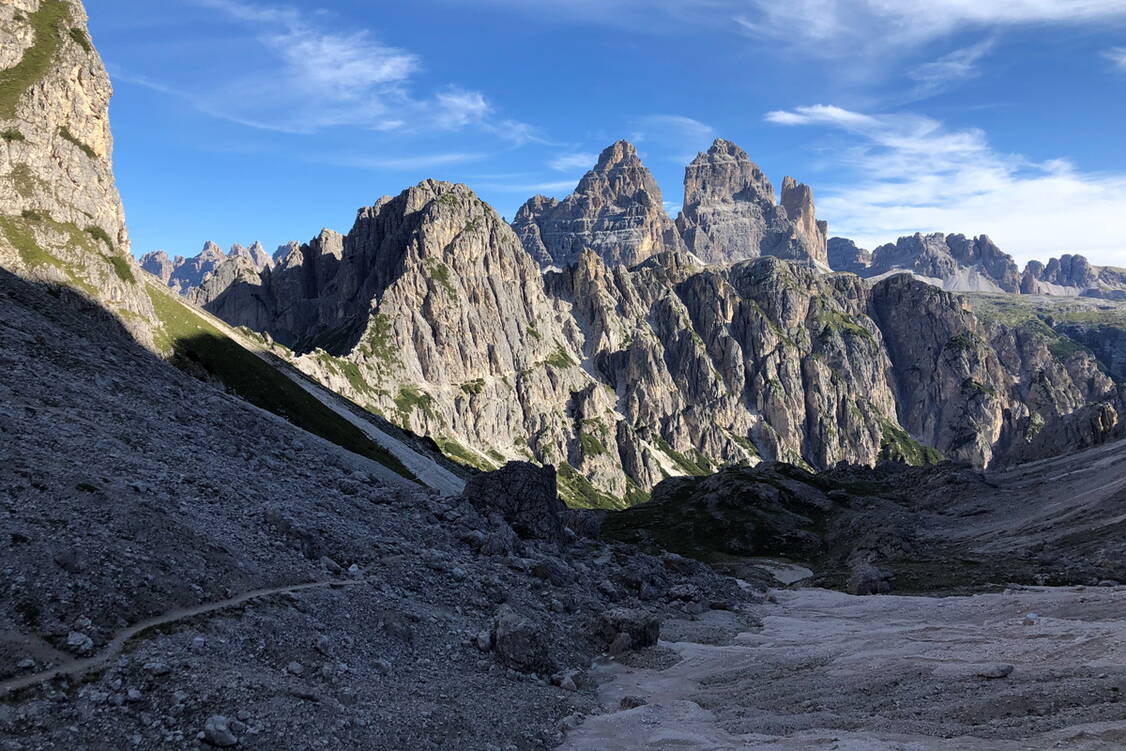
327, 152, 490, 171
906, 38, 995, 99
1103, 46, 1126, 70
132, 0, 534, 140
765, 104, 1126, 265
548, 152, 598, 172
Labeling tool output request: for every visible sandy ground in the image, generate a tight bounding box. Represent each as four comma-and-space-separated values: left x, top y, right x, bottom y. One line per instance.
561, 585, 1126, 750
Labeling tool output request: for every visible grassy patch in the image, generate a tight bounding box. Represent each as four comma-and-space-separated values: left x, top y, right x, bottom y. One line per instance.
145, 286, 416, 482
104, 253, 134, 283
434, 435, 496, 472
10, 164, 41, 198
879, 420, 944, 466
0, 0, 69, 119
0, 214, 65, 272
460, 378, 485, 396
961, 377, 996, 400
544, 345, 575, 369
556, 462, 628, 510
2, 128, 25, 142
423, 257, 456, 295
68, 26, 91, 53
653, 435, 712, 476
579, 431, 607, 456
944, 333, 980, 352
356, 313, 399, 370
394, 385, 436, 420
59, 126, 96, 159
85, 225, 113, 249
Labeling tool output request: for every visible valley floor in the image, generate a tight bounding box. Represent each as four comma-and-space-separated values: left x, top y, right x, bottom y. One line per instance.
562, 585, 1126, 750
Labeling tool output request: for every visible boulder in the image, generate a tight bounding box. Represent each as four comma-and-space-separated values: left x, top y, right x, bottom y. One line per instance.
464, 462, 567, 542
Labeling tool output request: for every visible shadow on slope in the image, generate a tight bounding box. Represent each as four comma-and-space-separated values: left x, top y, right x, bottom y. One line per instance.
142, 284, 417, 482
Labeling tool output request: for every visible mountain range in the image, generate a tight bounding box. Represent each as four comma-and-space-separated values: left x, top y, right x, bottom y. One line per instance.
132, 139, 1126, 506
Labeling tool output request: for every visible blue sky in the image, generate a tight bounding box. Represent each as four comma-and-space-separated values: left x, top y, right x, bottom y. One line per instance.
86, 0, 1126, 267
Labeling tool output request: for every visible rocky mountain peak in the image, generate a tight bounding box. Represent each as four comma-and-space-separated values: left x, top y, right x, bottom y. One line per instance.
512, 141, 683, 269
683, 138, 774, 205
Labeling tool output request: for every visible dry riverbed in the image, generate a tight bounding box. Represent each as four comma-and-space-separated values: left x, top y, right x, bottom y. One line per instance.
561, 585, 1126, 750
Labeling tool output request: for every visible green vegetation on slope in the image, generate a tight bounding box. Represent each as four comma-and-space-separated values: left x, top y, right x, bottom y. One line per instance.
879, 420, 944, 466
145, 286, 416, 483
556, 462, 628, 510
58, 126, 96, 158
0, 0, 69, 119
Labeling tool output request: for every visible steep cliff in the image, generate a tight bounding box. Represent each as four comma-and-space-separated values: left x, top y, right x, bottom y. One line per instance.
0, 0, 155, 339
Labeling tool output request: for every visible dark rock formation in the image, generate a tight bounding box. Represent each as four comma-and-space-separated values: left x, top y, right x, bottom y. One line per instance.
464, 462, 566, 541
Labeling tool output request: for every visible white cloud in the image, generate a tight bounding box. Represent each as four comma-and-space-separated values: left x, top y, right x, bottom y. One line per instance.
766, 104, 1126, 266
1103, 46, 1126, 69
331, 152, 489, 171
548, 152, 598, 172
152, 0, 533, 139
631, 114, 715, 142
473, 180, 580, 194
907, 38, 995, 98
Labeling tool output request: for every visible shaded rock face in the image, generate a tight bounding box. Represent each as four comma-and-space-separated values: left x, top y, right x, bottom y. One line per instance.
512, 141, 683, 269
870, 275, 1112, 466
675, 140, 828, 267
464, 462, 566, 541
0, 0, 155, 339
827, 237, 872, 275
184, 178, 1116, 503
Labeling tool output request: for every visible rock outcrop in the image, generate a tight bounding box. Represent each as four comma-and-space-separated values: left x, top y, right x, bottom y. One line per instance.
0, 0, 155, 340
512, 140, 684, 269
827, 237, 872, 275
674, 139, 828, 267
1022, 254, 1126, 299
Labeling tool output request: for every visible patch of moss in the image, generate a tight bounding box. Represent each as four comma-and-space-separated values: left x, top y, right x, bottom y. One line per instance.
68, 26, 91, 53
944, 333, 980, 352
436, 192, 459, 207
961, 377, 996, 399
879, 420, 944, 466
579, 431, 606, 457
357, 313, 399, 370
144, 286, 416, 482
2, 128, 25, 142
816, 309, 875, 340
59, 126, 96, 159
85, 225, 113, 249
0, 0, 69, 119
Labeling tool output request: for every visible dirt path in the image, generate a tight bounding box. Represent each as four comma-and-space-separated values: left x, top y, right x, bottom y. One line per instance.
0, 578, 373, 698
562, 586, 1126, 750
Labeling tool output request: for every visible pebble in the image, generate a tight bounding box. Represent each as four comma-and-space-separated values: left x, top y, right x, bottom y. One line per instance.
66, 631, 94, 655
287, 661, 304, 675
203, 715, 239, 747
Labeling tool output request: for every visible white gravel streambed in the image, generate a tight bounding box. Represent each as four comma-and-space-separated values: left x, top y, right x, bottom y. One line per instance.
561, 585, 1126, 750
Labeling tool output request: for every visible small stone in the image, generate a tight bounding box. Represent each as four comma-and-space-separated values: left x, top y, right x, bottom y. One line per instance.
144, 661, 171, 676
203, 715, 239, 747
17, 658, 35, 670
126, 688, 143, 703
1022, 612, 1040, 626
66, 631, 94, 655
374, 659, 392, 674
347, 563, 360, 576
619, 695, 648, 710
976, 664, 1014, 679
286, 661, 304, 675
191, 636, 207, 650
